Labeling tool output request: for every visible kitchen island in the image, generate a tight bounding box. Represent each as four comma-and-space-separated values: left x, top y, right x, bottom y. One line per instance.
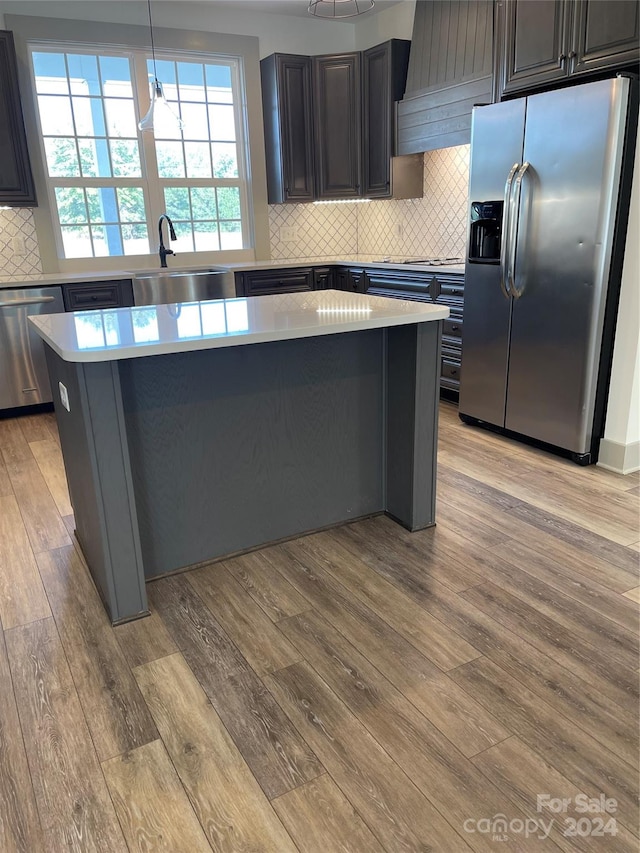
30, 290, 448, 623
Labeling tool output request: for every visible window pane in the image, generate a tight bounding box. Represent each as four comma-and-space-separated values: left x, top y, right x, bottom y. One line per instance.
104, 98, 137, 137
149, 59, 178, 100
61, 225, 93, 258
111, 140, 142, 177
72, 97, 106, 136
91, 225, 116, 257
194, 222, 220, 251
156, 141, 185, 177
67, 54, 100, 95
191, 187, 217, 220
212, 142, 238, 178
216, 186, 240, 220
220, 220, 242, 250
39, 95, 75, 135
44, 138, 80, 176
79, 138, 111, 177
173, 221, 194, 252
205, 64, 232, 103
164, 187, 190, 220
185, 142, 212, 178
117, 187, 146, 222
180, 103, 209, 141
122, 223, 150, 255
99, 56, 133, 98
55, 187, 87, 224
177, 62, 205, 101
86, 187, 118, 222
208, 104, 236, 141
33, 52, 69, 94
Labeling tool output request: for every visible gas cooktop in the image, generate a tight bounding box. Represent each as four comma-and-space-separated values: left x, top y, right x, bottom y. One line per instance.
382, 257, 464, 266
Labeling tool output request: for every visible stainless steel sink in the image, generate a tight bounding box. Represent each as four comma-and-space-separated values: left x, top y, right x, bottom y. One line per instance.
133, 267, 236, 306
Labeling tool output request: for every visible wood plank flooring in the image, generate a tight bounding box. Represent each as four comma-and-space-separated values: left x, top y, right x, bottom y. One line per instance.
0, 401, 638, 851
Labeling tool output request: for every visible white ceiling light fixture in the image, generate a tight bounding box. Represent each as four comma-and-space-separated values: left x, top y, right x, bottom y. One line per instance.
308, 0, 375, 19
138, 0, 184, 134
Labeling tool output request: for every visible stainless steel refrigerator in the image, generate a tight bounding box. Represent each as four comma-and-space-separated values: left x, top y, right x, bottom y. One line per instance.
459, 76, 637, 464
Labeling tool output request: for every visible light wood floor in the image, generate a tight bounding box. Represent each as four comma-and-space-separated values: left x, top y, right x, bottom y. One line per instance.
0, 402, 638, 852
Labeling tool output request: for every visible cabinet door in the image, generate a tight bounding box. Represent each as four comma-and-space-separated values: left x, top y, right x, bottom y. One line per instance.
0, 31, 37, 206
313, 267, 334, 290
501, 0, 571, 96
363, 43, 392, 198
261, 54, 314, 204
313, 54, 362, 200
571, 0, 640, 76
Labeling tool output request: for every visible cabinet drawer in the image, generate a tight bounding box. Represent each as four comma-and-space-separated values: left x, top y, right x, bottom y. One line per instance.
63, 280, 132, 311
240, 268, 313, 296
313, 267, 334, 290
441, 357, 461, 388
443, 317, 462, 339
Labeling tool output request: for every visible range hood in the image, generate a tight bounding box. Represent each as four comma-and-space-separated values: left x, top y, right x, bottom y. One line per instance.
396, 0, 494, 155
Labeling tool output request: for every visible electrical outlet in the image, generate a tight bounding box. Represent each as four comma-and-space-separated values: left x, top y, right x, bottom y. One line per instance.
58, 381, 70, 412
13, 235, 26, 256
279, 226, 298, 243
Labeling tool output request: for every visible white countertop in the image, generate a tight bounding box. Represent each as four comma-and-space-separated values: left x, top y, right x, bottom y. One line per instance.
29, 289, 449, 363
0, 257, 464, 290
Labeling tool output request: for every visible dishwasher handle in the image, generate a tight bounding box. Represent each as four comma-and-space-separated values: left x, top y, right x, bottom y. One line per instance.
0, 295, 57, 308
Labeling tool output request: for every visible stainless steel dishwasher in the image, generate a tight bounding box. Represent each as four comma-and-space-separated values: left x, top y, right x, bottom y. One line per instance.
0, 286, 65, 410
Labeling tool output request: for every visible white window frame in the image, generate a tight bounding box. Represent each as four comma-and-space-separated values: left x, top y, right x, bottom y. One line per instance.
27, 41, 254, 272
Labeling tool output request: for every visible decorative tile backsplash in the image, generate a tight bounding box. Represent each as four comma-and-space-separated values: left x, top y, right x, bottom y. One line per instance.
0, 209, 43, 275
269, 200, 359, 259
268, 145, 470, 260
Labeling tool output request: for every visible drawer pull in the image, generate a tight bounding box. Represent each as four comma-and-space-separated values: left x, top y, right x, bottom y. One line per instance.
451, 324, 459, 331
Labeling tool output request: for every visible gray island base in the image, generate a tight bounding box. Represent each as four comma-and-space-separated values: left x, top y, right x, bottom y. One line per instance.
33, 291, 447, 623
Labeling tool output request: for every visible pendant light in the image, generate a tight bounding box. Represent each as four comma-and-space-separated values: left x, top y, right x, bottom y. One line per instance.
138, 0, 184, 133
308, 0, 375, 18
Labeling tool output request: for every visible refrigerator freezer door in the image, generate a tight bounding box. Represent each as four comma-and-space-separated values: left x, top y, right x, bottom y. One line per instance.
505, 77, 629, 453
460, 98, 526, 426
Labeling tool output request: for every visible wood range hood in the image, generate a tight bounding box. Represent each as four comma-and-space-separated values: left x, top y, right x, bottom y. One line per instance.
396, 0, 494, 154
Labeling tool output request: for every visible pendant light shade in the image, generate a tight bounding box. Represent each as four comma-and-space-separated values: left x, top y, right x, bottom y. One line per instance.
138, 0, 184, 134
139, 78, 185, 133
308, 0, 375, 18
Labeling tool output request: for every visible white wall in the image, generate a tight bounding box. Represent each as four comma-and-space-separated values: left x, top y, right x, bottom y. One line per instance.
601, 129, 640, 468
354, 0, 415, 48
0, 0, 358, 57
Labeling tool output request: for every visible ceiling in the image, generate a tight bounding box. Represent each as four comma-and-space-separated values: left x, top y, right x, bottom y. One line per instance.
191, 0, 405, 20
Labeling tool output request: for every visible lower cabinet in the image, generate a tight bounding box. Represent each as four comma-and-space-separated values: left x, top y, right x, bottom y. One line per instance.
334, 267, 368, 292
235, 267, 314, 297
365, 267, 465, 397
62, 279, 133, 311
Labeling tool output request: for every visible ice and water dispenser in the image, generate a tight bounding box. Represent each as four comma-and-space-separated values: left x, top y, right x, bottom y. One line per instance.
468, 201, 503, 263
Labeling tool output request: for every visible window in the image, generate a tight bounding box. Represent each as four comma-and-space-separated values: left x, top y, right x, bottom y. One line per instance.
30, 45, 249, 262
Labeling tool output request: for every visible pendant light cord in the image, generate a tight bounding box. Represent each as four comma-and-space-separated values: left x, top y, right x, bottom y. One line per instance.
147, 0, 158, 80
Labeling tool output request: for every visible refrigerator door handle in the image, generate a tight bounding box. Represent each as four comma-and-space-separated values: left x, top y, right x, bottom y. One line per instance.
500, 163, 520, 299
507, 162, 530, 299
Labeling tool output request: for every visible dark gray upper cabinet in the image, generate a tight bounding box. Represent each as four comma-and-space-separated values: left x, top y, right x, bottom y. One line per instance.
261, 41, 419, 202
0, 31, 37, 207
313, 53, 362, 200
362, 40, 411, 197
397, 1, 494, 154
261, 54, 314, 204
572, 0, 640, 75
497, 0, 640, 98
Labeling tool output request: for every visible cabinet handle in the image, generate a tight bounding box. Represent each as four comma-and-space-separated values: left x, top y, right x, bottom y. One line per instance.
451, 369, 458, 376
451, 324, 459, 331
559, 53, 567, 62
568, 50, 577, 59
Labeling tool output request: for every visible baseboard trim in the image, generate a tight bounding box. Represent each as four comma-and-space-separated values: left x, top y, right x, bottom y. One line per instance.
597, 438, 640, 475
